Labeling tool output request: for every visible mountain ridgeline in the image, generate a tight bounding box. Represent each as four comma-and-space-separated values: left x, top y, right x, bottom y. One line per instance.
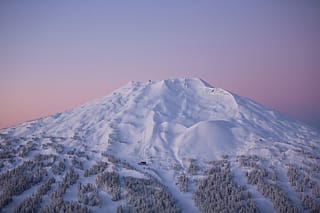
0, 78, 319, 212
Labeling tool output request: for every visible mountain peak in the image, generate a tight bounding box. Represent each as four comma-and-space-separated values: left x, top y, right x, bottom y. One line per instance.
0, 78, 319, 212
157, 77, 212, 86
126, 77, 213, 89
2, 77, 318, 160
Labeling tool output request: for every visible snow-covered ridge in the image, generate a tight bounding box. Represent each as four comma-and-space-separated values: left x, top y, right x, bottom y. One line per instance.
0, 78, 319, 212
3, 78, 317, 157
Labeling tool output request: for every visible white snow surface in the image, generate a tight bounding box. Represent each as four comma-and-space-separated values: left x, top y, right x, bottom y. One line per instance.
1, 78, 320, 212
3, 78, 318, 162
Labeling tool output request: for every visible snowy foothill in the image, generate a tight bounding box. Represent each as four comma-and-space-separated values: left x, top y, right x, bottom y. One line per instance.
0, 78, 319, 212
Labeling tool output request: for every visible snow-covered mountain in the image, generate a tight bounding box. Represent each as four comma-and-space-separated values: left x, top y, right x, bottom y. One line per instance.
1, 78, 319, 213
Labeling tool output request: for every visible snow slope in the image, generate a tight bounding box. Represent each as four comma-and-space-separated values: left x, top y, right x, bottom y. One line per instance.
0, 78, 319, 213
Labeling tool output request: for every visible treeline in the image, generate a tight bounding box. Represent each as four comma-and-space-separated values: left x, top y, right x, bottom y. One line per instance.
193, 160, 259, 213
0, 160, 46, 211
67, 149, 90, 160
52, 160, 66, 175
123, 176, 180, 212
33, 154, 57, 167
101, 152, 135, 170
72, 157, 84, 170
77, 183, 101, 206
51, 168, 79, 200
239, 155, 299, 213
84, 161, 108, 177
287, 164, 320, 212
0, 138, 36, 160
41, 168, 89, 212
187, 159, 199, 175
14, 177, 55, 213
96, 171, 121, 201
17, 141, 37, 157
177, 174, 188, 192
40, 198, 91, 213
302, 195, 320, 212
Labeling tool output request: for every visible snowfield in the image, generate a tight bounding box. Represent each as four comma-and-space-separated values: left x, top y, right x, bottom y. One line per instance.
0, 78, 319, 212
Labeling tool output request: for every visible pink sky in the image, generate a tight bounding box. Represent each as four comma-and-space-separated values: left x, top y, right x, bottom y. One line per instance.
1, 1, 320, 129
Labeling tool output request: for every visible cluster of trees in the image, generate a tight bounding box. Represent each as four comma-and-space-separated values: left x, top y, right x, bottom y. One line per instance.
33, 154, 57, 167
51, 143, 65, 154
96, 171, 121, 201
17, 142, 37, 157
0, 133, 6, 139
51, 168, 79, 200
124, 176, 180, 212
101, 152, 135, 169
205, 159, 228, 175
121, 160, 136, 170
37, 168, 92, 213
0, 140, 16, 160
14, 177, 55, 213
77, 183, 101, 206
0, 192, 11, 211
1, 137, 21, 147
311, 163, 320, 175
116, 205, 123, 213
0, 160, 46, 211
107, 133, 118, 144
101, 153, 138, 172
75, 150, 90, 160
72, 157, 84, 170
312, 183, 320, 198
67, 149, 89, 160
101, 151, 111, 158
84, 161, 108, 177
299, 149, 320, 160
40, 197, 91, 213
237, 155, 260, 168
173, 163, 183, 171
41, 142, 53, 150
40, 169, 90, 213
41, 140, 64, 154
257, 181, 299, 213
287, 164, 320, 211
245, 168, 276, 184
240, 155, 299, 213
41, 141, 65, 153
52, 160, 66, 175
177, 174, 188, 192
302, 195, 320, 212
287, 164, 310, 192
67, 149, 77, 155
187, 159, 199, 175
101, 153, 120, 164
0, 150, 14, 160
193, 160, 259, 213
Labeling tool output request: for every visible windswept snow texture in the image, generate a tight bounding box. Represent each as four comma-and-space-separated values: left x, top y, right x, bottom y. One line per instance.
1, 78, 320, 213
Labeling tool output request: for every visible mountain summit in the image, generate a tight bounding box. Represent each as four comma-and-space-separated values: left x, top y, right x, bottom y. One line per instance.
1, 78, 319, 212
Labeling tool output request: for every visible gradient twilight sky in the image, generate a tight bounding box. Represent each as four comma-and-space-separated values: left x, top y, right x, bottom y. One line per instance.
1, 0, 320, 129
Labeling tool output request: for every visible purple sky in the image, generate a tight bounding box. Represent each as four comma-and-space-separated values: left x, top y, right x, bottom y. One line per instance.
1, 0, 320, 129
